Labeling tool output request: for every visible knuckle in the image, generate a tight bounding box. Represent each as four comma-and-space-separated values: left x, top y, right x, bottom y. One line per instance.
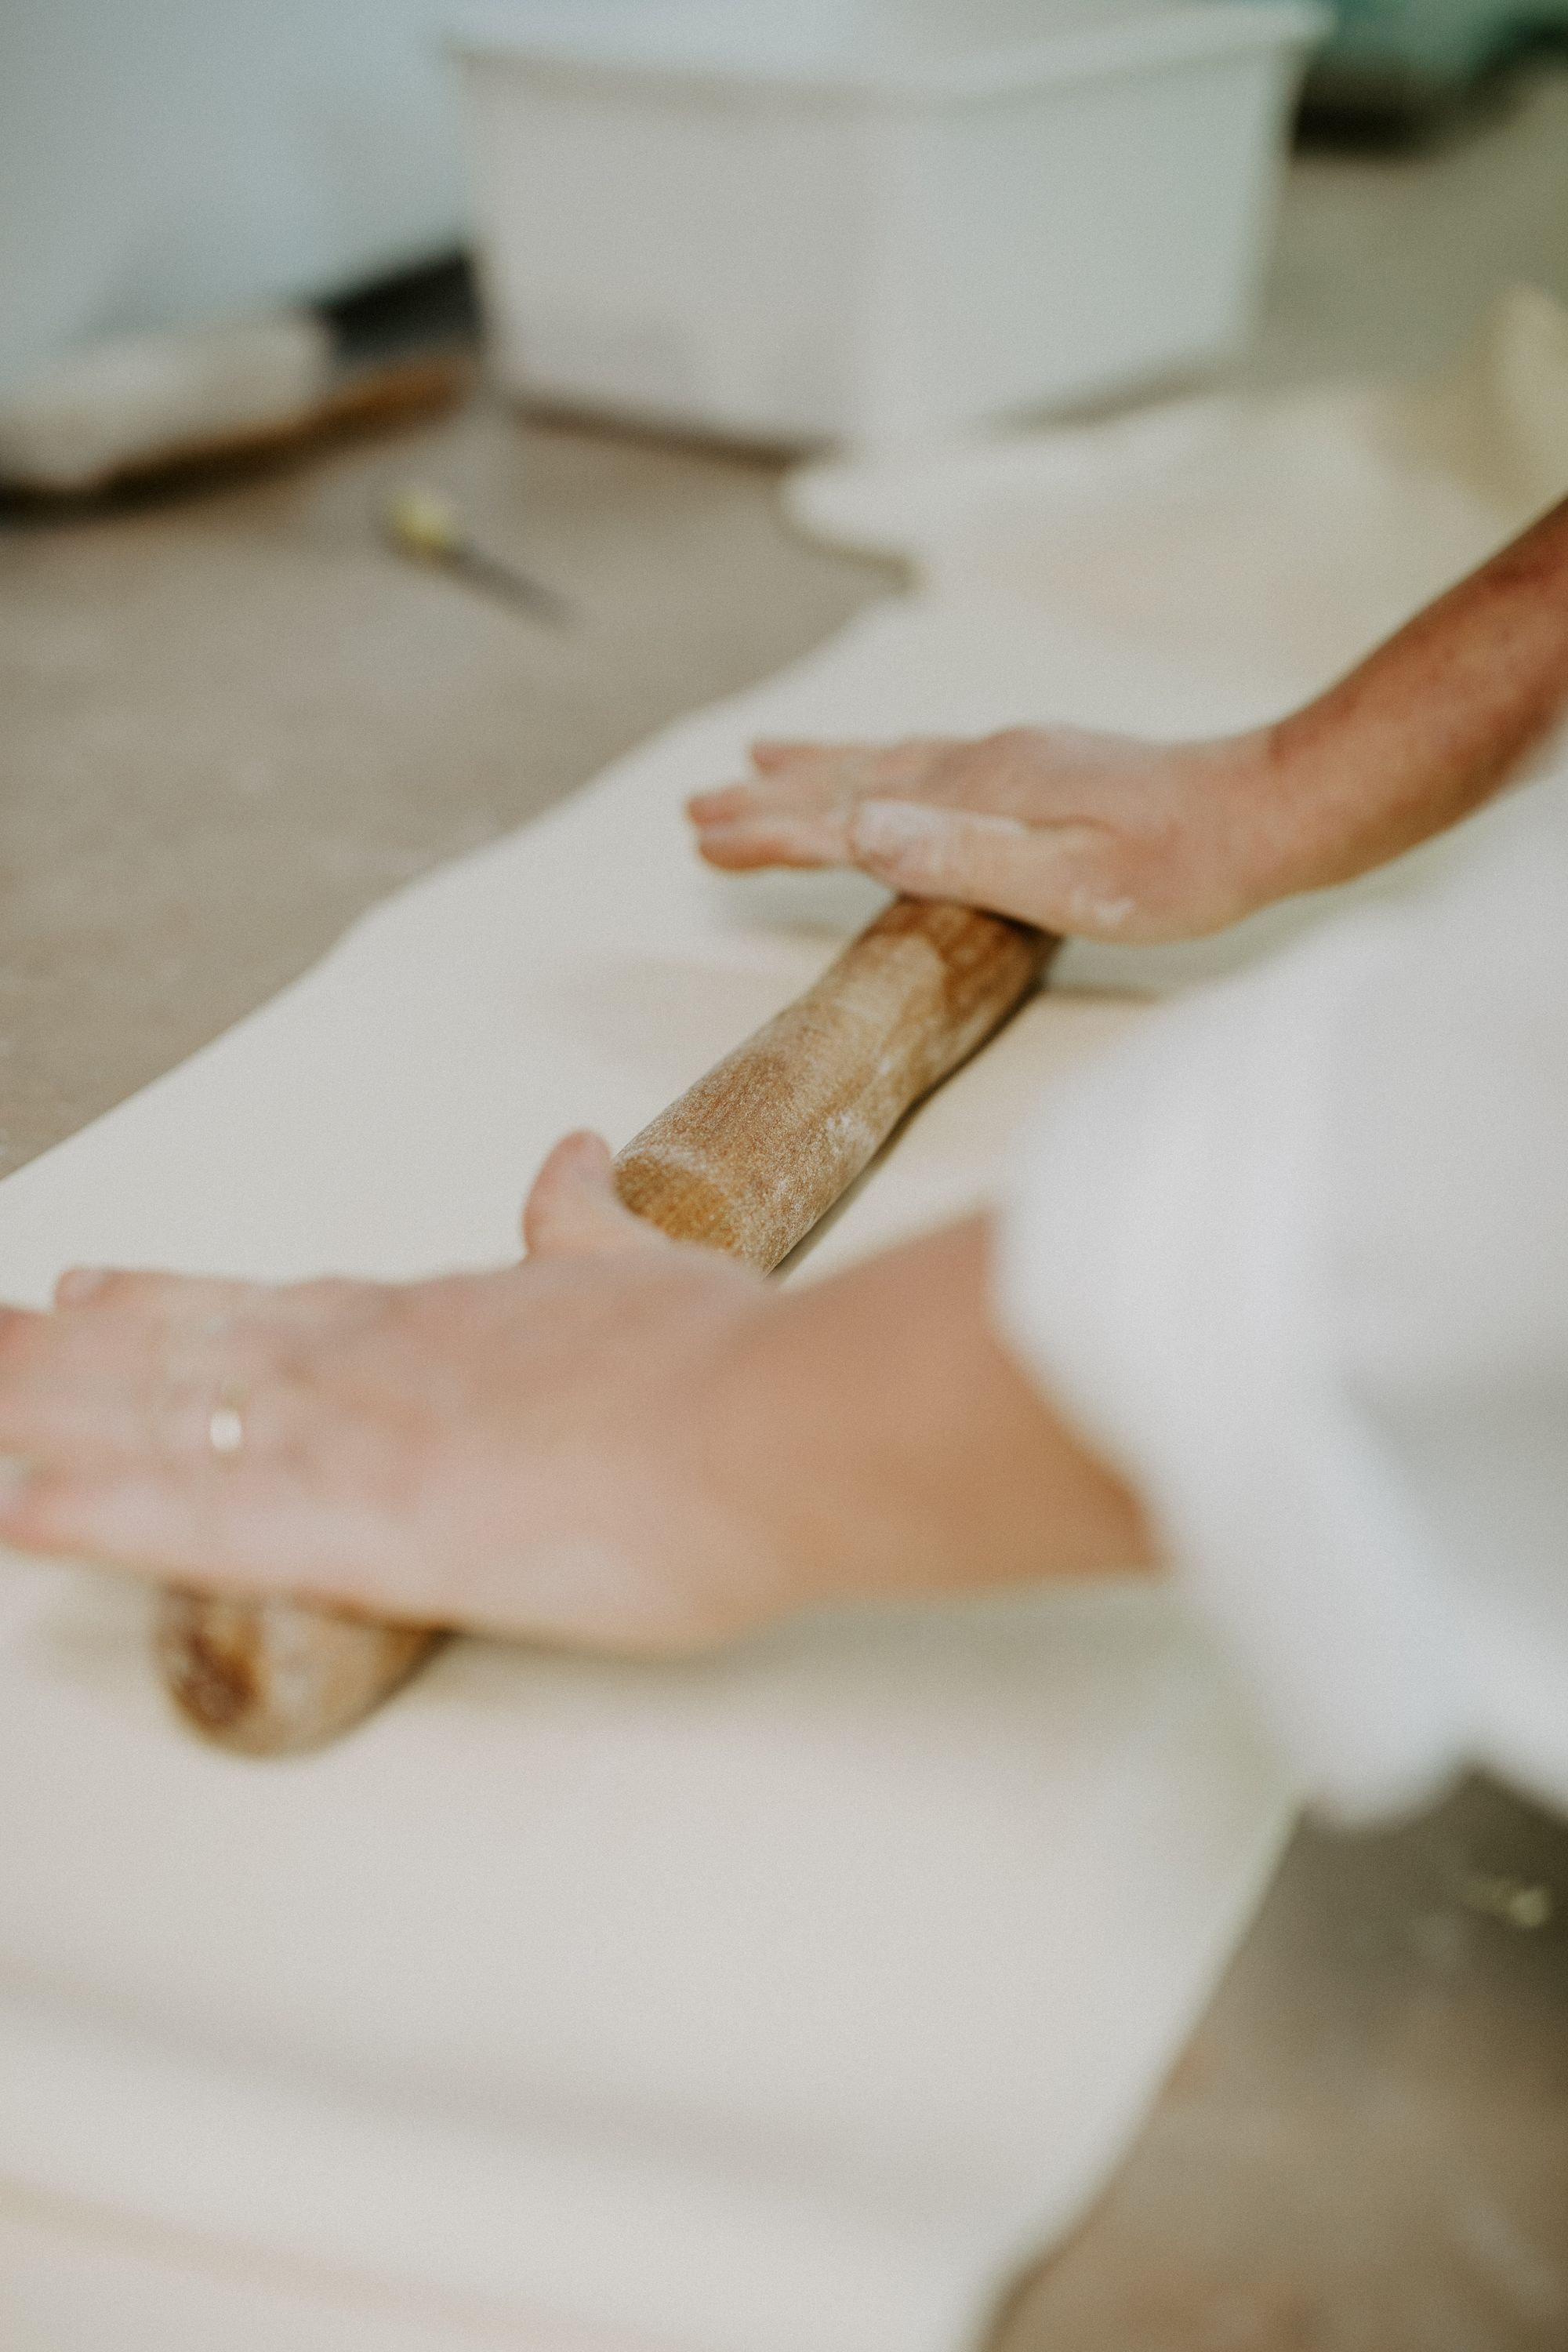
985, 726, 1047, 767
76, 1269, 153, 1311
221, 1377, 303, 1467
282, 1277, 391, 1346
382, 1421, 445, 1512
289, 1276, 364, 1317
1128, 798, 1180, 854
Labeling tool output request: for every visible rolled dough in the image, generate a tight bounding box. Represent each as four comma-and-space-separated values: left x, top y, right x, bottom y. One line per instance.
0, 619, 1292, 2352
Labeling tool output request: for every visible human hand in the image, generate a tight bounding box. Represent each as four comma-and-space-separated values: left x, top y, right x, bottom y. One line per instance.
0, 1134, 784, 1652
688, 725, 1290, 942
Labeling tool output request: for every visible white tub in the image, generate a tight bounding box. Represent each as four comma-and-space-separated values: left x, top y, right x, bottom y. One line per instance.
450, 0, 1325, 450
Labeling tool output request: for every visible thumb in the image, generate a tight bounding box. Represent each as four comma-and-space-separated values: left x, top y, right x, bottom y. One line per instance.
521, 1132, 668, 1260
848, 799, 1134, 937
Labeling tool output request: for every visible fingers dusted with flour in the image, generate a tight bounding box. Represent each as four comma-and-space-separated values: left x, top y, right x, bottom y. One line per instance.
845, 801, 1138, 934
690, 735, 960, 869
691, 497, 1568, 944
689, 727, 1285, 942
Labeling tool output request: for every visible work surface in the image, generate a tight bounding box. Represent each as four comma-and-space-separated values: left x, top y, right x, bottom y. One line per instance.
5, 82, 1568, 2349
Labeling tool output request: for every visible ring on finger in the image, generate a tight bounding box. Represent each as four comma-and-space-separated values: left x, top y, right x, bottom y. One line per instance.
208, 1381, 248, 1462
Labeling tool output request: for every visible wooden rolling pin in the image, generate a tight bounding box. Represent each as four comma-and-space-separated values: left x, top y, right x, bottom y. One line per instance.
157, 898, 1058, 1754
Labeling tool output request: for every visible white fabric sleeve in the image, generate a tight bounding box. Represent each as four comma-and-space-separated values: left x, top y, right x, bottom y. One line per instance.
995, 771, 1568, 1823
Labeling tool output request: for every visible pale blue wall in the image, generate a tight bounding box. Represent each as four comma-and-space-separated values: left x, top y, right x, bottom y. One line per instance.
0, 0, 989, 386
0, 0, 470, 383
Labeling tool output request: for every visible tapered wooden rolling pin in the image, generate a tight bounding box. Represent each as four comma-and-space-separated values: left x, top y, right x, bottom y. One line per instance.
158, 898, 1057, 1754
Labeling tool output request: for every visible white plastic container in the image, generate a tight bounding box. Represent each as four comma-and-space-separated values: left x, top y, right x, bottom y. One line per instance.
452, 0, 1325, 451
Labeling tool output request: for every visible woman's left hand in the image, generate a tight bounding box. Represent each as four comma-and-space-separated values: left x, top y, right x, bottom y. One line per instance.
687, 725, 1284, 941
0, 1134, 784, 1651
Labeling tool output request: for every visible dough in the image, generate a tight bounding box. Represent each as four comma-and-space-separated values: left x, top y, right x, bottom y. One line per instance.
0, 633, 1290, 2352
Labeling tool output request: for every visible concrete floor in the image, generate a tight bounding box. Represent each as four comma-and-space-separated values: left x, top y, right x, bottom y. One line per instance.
0, 414, 897, 1180
3, 65, 1568, 2352
996, 1779, 1568, 2351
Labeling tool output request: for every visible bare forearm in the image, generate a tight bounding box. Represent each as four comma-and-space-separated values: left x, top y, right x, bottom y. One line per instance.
688, 495, 1568, 946
700, 1216, 1153, 1613
1262, 494, 1568, 895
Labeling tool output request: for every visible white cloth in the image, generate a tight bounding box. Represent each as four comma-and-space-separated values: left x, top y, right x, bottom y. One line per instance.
1000, 766, 1568, 1823
788, 285, 1568, 1828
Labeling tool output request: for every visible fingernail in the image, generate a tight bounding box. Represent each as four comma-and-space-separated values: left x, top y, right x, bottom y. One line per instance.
562, 1129, 613, 1174
56, 1266, 112, 1306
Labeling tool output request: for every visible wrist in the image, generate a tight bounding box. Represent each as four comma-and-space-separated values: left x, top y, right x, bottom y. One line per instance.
1194, 720, 1359, 914
1152, 728, 1314, 927
688, 1220, 1152, 1624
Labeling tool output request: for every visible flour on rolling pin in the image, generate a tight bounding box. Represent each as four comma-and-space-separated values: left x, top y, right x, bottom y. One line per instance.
158, 1591, 441, 1759
616, 898, 1056, 1270
159, 897, 1055, 1753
